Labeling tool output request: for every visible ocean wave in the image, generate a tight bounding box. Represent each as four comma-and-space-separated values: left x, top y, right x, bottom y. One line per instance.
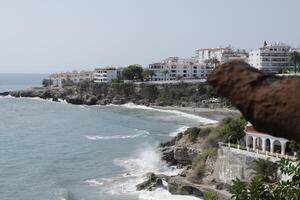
113, 103, 218, 124
84, 146, 184, 198
169, 126, 189, 137
139, 188, 202, 200
85, 130, 150, 141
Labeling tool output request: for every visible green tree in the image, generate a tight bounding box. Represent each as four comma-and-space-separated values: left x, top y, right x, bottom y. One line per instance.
142, 69, 155, 81
289, 51, 300, 74
62, 78, 74, 87
250, 159, 278, 183
230, 159, 300, 200
162, 69, 169, 81
122, 64, 144, 81
218, 116, 247, 143
42, 79, 53, 87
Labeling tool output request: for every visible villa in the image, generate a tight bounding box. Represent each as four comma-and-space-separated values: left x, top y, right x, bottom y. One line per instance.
49, 70, 94, 86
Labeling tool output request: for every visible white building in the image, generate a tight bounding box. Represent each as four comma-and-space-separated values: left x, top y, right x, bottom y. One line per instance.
94, 67, 121, 83
196, 47, 248, 65
148, 57, 208, 81
49, 70, 94, 86
244, 124, 291, 156
249, 42, 291, 73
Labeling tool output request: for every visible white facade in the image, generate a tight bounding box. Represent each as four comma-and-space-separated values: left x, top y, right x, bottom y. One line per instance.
148, 57, 208, 81
94, 67, 121, 83
196, 47, 248, 65
249, 42, 291, 73
49, 70, 94, 86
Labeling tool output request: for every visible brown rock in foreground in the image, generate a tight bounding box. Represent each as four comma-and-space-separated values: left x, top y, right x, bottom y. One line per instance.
207, 61, 300, 142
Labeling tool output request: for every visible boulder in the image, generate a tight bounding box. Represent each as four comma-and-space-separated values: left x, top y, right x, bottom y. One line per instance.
207, 61, 300, 142
66, 95, 83, 105
83, 95, 97, 105
168, 177, 203, 197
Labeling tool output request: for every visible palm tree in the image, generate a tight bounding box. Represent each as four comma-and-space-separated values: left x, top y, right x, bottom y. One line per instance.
250, 159, 278, 183
162, 69, 169, 81
149, 70, 156, 81
229, 178, 248, 200
289, 51, 300, 74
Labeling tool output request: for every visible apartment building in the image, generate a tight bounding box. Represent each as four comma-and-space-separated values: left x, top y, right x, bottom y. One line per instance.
249, 42, 291, 73
49, 70, 94, 86
148, 57, 208, 81
94, 67, 121, 83
196, 47, 248, 65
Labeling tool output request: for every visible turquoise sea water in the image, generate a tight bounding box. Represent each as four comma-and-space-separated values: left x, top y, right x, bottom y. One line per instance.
0, 75, 212, 200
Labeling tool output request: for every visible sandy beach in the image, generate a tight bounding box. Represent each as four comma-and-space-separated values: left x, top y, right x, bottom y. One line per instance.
151, 106, 241, 121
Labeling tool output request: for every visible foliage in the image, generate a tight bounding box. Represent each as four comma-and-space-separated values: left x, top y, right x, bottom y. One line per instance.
229, 178, 248, 200
142, 69, 155, 81
250, 159, 278, 183
62, 78, 75, 87
42, 79, 53, 87
162, 69, 169, 80
289, 140, 300, 156
230, 159, 300, 200
77, 80, 93, 93
289, 51, 300, 74
186, 127, 201, 142
204, 191, 218, 200
218, 116, 247, 143
192, 147, 217, 174
122, 64, 144, 81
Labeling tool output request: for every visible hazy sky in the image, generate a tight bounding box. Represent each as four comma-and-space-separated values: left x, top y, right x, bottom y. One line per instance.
0, 0, 299, 73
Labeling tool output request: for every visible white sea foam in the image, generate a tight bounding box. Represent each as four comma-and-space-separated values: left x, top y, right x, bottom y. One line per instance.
84, 146, 192, 199
169, 126, 190, 137
139, 188, 202, 200
113, 103, 218, 124
85, 130, 150, 141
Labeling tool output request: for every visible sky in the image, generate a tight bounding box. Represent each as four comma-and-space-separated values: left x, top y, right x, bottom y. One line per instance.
0, 0, 300, 73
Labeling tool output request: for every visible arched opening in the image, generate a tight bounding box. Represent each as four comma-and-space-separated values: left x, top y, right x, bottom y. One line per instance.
273, 140, 281, 154
256, 137, 263, 151
285, 142, 293, 156
265, 138, 271, 152
247, 136, 253, 149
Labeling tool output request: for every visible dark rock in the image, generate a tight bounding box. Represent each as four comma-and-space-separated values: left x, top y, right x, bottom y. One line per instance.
97, 98, 110, 105
52, 96, 59, 102
0, 92, 9, 96
168, 177, 203, 197
40, 90, 52, 99
84, 95, 97, 105
207, 60, 300, 142
66, 95, 83, 105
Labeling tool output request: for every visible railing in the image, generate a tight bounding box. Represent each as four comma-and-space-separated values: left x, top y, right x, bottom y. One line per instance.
218, 142, 297, 161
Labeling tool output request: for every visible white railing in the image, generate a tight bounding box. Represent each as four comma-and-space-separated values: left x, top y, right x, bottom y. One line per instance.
218, 142, 297, 161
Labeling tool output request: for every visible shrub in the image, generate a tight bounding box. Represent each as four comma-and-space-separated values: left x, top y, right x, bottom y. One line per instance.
192, 147, 217, 174
186, 127, 201, 142
204, 192, 218, 200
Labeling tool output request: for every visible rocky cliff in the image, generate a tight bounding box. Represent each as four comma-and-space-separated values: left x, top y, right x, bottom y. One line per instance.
207, 61, 300, 142
6, 82, 230, 108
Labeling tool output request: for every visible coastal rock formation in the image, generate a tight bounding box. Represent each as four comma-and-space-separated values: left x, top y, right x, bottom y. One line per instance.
207, 61, 300, 142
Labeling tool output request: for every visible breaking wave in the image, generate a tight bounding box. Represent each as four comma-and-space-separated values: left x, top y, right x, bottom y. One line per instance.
85, 130, 150, 140
169, 126, 190, 137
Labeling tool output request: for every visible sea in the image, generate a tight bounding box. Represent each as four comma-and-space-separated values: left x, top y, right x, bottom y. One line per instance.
0, 74, 217, 200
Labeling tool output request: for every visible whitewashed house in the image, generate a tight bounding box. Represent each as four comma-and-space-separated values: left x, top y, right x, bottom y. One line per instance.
249, 42, 291, 73
49, 70, 94, 86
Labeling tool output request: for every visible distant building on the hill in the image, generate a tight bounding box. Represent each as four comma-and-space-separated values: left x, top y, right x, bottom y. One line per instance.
94, 67, 121, 83
49, 70, 94, 86
148, 57, 208, 81
249, 42, 291, 73
196, 47, 248, 65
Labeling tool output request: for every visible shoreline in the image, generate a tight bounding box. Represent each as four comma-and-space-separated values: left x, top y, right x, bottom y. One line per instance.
151, 105, 240, 121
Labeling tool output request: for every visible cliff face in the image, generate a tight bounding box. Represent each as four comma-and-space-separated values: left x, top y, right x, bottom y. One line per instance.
8, 82, 229, 108
207, 61, 300, 142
